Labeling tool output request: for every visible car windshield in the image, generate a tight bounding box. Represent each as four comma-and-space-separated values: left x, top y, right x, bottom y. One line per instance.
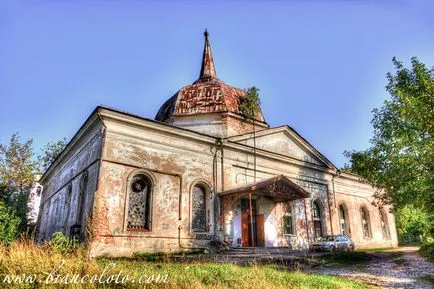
320, 236, 335, 242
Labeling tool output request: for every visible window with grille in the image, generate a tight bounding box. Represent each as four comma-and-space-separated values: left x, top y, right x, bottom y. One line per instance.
127, 174, 152, 231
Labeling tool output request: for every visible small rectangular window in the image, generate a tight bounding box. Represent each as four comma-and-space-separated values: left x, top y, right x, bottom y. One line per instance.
283, 214, 293, 235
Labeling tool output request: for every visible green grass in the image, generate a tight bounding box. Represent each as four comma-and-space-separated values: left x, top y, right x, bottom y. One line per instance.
0, 241, 375, 289
132, 249, 204, 261
355, 247, 395, 253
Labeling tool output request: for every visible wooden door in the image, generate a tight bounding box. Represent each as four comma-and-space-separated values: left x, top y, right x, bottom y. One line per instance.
256, 214, 265, 247
241, 198, 258, 247
241, 212, 249, 247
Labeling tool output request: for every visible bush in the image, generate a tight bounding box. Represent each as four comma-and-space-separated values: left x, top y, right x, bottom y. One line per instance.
396, 205, 432, 245
0, 201, 21, 245
48, 232, 79, 254
420, 242, 434, 262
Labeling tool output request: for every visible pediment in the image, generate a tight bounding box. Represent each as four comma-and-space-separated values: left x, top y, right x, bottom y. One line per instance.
228, 126, 336, 169
219, 174, 311, 202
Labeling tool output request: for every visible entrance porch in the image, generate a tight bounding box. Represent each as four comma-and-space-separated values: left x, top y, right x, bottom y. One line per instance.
219, 175, 311, 249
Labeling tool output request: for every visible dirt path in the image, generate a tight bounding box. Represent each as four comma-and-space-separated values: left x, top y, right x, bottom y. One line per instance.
309, 247, 434, 289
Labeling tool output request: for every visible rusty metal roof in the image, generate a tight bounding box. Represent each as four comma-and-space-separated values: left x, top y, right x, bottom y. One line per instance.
155, 30, 266, 123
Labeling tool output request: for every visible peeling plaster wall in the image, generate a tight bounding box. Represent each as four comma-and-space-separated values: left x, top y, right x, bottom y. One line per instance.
37, 118, 103, 241
331, 176, 399, 248
89, 116, 217, 257
40, 108, 397, 256
217, 137, 397, 250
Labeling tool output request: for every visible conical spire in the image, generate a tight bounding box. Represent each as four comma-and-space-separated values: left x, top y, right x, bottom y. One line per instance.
199, 29, 217, 80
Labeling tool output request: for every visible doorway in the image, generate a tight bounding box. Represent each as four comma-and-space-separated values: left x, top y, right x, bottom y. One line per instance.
240, 198, 265, 247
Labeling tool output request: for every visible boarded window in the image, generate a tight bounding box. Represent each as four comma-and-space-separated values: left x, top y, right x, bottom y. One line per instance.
192, 185, 207, 233
127, 174, 152, 231
312, 201, 320, 218
339, 204, 350, 236
64, 184, 72, 235
361, 207, 371, 238
380, 209, 391, 239
77, 172, 88, 226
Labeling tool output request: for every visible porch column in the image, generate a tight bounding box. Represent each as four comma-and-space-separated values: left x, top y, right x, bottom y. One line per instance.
249, 193, 255, 248
304, 199, 310, 243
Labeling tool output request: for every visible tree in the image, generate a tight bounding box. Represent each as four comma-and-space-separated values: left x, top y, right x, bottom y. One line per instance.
0, 200, 21, 244
37, 138, 67, 173
0, 133, 37, 234
0, 134, 67, 241
396, 204, 431, 244
240, 86, 262, 182
0, 133, 36, 201
345, 57, 434, 242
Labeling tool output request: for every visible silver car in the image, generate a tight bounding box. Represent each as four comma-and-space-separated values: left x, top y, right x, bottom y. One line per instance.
310, 235, 355, 252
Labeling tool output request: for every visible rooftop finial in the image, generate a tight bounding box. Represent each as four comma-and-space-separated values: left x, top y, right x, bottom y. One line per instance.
198, 29, 217, 80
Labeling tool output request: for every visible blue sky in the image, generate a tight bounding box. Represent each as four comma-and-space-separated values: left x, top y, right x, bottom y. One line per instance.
1, 0, 433, 168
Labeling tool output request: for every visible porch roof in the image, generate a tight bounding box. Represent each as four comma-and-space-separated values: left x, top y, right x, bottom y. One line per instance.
218, 175, 311, 202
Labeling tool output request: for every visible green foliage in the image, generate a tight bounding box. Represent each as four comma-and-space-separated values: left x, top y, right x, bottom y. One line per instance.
0, 133, 37, 234
48, 232, 79, 255
396, 205, 432, 244
420, 242, 434, 262
37, 138, 67, 173
0, 133, 36, 200
0, 201, 21, 245
344, 57, 434, 242
0, 134, 67, 242
240, 86, 261, 122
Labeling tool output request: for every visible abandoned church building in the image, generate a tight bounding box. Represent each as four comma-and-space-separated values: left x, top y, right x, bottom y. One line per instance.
36, 31, 398, 257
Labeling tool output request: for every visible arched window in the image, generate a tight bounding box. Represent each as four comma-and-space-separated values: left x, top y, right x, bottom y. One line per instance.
380, 209, 391, 239
312, 200, 323, 239
127, 174, 152, 231
339, 204, 350, 236
360, 206, 371, 239
192, 184, 209, 233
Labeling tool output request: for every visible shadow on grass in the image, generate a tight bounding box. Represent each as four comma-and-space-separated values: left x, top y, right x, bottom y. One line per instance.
420, 275, 434, 286
318, 252, 373, 265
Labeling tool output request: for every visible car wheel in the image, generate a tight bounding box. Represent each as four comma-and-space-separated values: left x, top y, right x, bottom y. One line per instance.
329, 246, 335, 253
348, 245, 354, 252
